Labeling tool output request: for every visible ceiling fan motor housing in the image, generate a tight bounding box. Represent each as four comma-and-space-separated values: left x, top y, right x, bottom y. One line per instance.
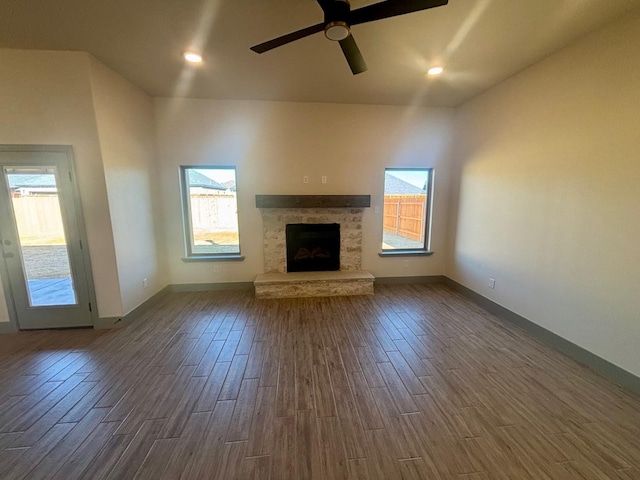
324, 0, 351, 41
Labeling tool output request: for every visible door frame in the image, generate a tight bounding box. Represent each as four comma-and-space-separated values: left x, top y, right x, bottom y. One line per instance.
0, 144, 98, 331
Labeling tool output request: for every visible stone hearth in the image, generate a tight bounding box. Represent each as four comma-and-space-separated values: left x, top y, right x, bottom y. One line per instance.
254, 271, 374, 299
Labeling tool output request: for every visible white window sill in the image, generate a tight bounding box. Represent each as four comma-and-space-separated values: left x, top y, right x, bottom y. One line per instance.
378, 250, 434, 257
182, 255, 245, 262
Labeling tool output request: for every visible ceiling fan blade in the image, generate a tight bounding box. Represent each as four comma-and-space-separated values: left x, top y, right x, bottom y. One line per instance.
316, 0, 333, 13
339, 34, 367, 75
349, 0, 448, 26
250, 23, 324, 53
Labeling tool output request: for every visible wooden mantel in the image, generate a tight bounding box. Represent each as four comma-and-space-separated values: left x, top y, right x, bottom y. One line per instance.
255, 195, 371, 209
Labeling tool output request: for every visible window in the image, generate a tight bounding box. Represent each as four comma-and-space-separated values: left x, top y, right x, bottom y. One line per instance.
381, 168, 433, 254
180, 166, 242, 259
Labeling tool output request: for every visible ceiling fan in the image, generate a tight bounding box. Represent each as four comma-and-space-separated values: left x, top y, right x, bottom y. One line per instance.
250, 0, 449, 75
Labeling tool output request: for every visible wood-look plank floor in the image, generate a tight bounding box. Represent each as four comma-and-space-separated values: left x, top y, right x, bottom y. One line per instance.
1, 283, 639, 479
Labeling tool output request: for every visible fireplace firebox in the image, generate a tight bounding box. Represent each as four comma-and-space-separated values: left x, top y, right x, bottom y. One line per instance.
286, 223, 340, 272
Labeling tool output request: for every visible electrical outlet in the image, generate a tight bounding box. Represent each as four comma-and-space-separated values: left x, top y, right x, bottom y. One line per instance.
374, 206, 381, 214
321, 175, 327, 184
403, 260, 409, 268
489, 278, 496, 289
213, 265, 220, 274
303, 175, 309, 184
142, 278, 148, 289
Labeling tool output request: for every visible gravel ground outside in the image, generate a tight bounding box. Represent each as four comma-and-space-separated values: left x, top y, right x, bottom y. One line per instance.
382, 231, 424, 250
22, 245, 72, 279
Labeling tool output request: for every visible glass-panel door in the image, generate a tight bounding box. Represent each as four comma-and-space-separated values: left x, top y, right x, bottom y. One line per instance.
0, 148, 93, 329
5, 168, 78, 307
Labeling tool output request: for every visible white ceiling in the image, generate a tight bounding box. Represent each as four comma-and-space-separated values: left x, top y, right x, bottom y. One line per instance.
2, 0, 639, 107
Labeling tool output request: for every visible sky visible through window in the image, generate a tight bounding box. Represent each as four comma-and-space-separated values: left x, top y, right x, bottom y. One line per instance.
195, 168, 236, 184
387, 169, 429, 189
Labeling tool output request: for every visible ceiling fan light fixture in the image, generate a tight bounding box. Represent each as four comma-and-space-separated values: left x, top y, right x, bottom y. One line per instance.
427, 66, 444, 76
324, 21, 350, 41
183, 52, 203, 64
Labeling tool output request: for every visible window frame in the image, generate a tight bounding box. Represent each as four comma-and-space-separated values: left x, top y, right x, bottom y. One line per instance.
379, 167, 435, 257
179, 165, 244, 262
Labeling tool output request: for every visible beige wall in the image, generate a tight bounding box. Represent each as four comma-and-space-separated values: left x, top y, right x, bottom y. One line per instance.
89, 58, 168, 315
0, 49, 123, 320
448, 12, 640, 376
155, 99, 454, 285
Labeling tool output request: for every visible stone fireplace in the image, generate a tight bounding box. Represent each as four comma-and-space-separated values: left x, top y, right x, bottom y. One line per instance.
254, 195, 374, 298
259, 207, 365, 273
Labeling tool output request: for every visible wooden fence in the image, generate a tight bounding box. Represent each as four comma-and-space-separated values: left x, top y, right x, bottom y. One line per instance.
383, 194, 427, 242
190, 193, 238, 232
10, 194, 239, 243
11, 195, 65, 243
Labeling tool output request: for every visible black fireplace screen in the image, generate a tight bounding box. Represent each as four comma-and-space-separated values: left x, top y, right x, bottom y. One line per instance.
285, 223, 340, 272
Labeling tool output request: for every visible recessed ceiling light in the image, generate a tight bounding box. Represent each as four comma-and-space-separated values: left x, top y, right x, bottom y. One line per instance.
427, 66, 444, 76
184, 52, 203, 64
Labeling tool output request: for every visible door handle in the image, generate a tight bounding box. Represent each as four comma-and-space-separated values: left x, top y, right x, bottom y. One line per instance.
2, 252, 14, 258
